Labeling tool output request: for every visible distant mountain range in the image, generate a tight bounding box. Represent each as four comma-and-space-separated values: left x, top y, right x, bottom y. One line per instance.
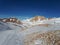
0, 16, 60, 26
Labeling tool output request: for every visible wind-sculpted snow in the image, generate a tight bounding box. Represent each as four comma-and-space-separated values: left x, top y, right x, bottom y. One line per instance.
0, 22, 25, 31
0, 26, 60, 45
15, 24, 60, 45
0, 20, 60, 45
0, 30, 16, 45
0, 22, 12, 31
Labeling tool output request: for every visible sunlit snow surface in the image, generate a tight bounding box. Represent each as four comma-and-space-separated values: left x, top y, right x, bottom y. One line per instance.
0, 17, 60, 45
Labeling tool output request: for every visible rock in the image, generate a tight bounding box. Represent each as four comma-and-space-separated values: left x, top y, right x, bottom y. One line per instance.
30, 16, 46, 22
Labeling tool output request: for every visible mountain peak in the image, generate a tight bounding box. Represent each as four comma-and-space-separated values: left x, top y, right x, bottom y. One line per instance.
30, 16, 46, 22
0, 17, 22, 24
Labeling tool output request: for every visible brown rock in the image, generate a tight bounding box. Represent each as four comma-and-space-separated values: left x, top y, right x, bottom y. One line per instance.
16, 20, 22, 24
38, 24, 49, 27
0, 17, 22, 24
30, 16, 46, 22
24, 30, 60, 45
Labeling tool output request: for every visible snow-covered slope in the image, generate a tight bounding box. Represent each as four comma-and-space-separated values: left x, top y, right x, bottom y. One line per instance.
0, 22, 60, 45
14, 24, 60, 45
22, 17, 60, 26
0, 22, 11, 31
0, 16, 60, 45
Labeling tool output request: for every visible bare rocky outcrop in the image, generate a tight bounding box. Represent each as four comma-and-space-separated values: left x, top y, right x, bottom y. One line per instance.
24, 30, 60, 45
30, 16, 46, 22
0, 17, 22, 24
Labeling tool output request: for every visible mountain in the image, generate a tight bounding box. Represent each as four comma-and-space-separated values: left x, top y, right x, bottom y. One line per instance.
0, 16, 60, 29
0, 17, 22, 24
0, 16, 60, 45
0, 17, 25, 31
22, 16, 60, 27
30, 16, 46, 22
22, 16, 47, 26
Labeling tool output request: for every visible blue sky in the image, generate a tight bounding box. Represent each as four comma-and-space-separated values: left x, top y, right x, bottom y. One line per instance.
0, 0, 60, 18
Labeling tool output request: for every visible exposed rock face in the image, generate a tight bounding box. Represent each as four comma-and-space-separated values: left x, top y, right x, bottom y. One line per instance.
0, 18, 22, 24
24, 30, 60, 45
38, 24, 49, 27
16, 20, 22, 24
3, 18, 17, 22
30, 16, 46, 22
